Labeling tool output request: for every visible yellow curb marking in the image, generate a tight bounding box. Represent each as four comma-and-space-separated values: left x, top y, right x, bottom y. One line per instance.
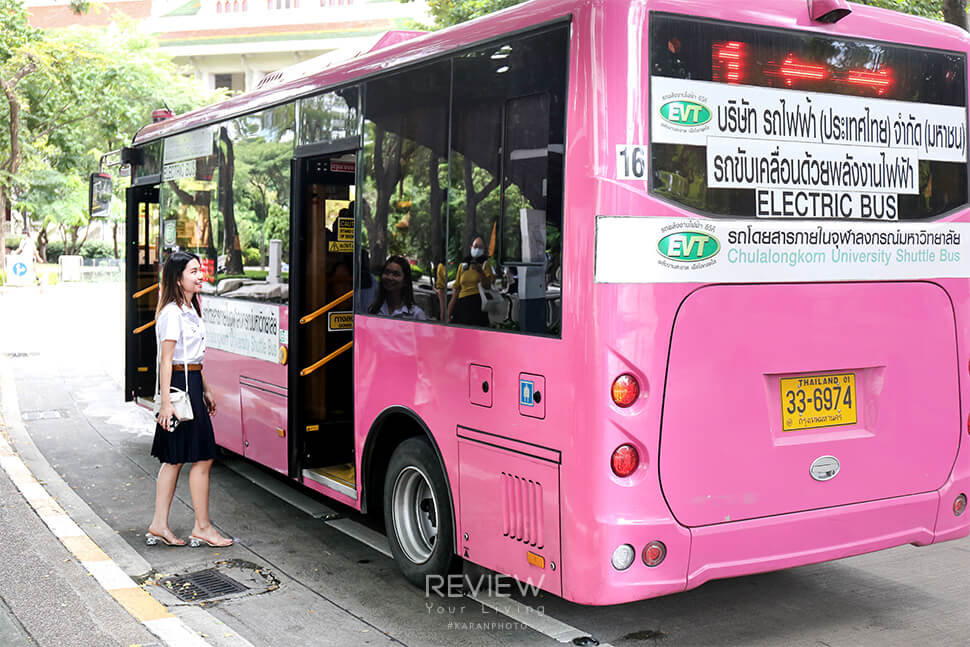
109, 587, 174, 622
62, 535, 110, 562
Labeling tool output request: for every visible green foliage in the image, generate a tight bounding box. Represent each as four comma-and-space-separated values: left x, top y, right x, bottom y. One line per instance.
0, 0, 39, 64
855, 0, 944, 20
80, 240, 113, 258
243, 247, 261, 266
45, 239, 64, 262
1, 6, 217, 249
4, 236, 20, 250
406, 0, 526, 28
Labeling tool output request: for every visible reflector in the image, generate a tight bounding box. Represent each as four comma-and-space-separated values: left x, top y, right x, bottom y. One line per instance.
611, 444, 639, 477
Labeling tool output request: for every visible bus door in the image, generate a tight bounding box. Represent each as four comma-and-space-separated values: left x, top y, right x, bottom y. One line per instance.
125, 184, 160, 404
289, 153, 357, 496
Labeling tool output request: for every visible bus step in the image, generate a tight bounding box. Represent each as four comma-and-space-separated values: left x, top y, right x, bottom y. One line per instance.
303, 464, 357, 499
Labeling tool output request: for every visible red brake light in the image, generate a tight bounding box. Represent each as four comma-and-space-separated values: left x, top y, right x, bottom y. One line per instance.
611, 374, 640, 408
955, 494, 967, 516
611, 444, 639, 477
642, 541, 667, 567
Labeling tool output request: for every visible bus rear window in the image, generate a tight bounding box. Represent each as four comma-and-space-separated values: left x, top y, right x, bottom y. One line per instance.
649, 14, 968, 220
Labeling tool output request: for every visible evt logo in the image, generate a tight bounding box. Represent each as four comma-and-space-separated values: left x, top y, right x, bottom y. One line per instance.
657, 231, 720, 262
659, 100, 711, 127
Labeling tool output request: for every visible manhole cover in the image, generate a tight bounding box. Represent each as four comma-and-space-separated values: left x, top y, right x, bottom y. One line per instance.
160, 568, 248, 602
22, 410, 68, 421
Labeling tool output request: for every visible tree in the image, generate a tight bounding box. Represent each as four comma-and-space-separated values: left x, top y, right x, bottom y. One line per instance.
0, 5, 216, 269
417, 0, 968, 31
0, 0, 41, 268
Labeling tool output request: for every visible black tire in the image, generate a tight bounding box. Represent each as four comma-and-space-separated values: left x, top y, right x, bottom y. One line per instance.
383, 437, 461, 588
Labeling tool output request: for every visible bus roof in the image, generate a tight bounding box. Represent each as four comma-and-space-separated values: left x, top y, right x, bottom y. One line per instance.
132, 0, 578, 145
133, 0, 970, 146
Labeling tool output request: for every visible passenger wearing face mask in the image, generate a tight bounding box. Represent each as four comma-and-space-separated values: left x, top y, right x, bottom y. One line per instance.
448, 234, 494, 327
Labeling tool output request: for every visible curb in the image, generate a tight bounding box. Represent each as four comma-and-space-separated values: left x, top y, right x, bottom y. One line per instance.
0, 353, 214, 647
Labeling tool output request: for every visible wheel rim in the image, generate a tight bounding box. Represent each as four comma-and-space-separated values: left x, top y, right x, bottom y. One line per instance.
391, 465, 438, 564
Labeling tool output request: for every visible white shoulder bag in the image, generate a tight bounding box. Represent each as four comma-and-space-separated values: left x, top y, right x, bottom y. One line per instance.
152, 310, 195, 428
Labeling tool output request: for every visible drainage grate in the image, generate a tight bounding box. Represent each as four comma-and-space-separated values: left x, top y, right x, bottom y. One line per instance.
22, 410, 68, 421
160, 568, 248, 602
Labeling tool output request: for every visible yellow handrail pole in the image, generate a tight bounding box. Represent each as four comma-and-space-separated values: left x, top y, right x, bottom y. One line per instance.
300, 341, 353, 377
299, 290, 353, 325
133, 320, 156, 334
132, 283, 159, 299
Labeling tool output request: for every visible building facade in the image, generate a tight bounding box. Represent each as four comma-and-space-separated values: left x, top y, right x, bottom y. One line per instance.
26, 0, 429, 93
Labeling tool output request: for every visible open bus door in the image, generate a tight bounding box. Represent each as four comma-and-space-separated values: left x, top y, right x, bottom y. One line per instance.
125, 184, 160, 404
289, 153, 357, 498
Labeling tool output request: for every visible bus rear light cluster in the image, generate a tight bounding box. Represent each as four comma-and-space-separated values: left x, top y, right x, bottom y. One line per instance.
954, 494, 967, 517
611, 444, 639, 477
611, 374, 640, 408
611, 542, 668, 570
642, 541, 667, 567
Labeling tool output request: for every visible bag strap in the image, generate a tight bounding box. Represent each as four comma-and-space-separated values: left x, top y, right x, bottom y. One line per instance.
153, 304, 190, 399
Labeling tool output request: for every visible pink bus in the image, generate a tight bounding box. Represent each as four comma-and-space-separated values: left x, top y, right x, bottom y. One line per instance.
124, 0, 970, 605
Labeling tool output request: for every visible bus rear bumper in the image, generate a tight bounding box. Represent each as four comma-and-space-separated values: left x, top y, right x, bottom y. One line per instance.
685, 491, 955, 591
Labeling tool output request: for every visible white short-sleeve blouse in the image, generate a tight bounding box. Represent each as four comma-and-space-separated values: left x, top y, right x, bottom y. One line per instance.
156, 302, 206, 364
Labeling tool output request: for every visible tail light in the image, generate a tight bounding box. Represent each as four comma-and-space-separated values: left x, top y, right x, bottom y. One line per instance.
611, 444, 639, 477
611, 374, 640, 407
954, 494, 967, 516
642, 541, 667, 567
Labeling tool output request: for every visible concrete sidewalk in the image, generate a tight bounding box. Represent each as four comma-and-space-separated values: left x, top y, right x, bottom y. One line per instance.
0, 426, 158, 647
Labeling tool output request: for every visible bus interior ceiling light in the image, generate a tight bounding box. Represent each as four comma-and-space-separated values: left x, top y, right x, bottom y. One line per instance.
808, 0, 851, 23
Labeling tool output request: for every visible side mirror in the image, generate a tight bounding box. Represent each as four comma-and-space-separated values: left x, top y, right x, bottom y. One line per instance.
89, 172, 112, 219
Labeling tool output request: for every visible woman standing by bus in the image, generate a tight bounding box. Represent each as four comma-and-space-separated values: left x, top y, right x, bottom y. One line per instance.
147, 251, 233, 548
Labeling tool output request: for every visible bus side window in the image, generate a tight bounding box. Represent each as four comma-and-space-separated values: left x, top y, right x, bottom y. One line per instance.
360, 60, 449, 321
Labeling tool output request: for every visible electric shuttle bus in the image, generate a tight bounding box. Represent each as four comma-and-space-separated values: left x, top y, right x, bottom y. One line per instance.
123, 0, 970, 604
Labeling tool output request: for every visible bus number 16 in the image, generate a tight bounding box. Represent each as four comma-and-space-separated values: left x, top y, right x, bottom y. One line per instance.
617, 145, 648, 180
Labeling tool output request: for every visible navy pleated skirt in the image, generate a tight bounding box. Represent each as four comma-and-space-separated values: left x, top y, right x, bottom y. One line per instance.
151, 370, 218, 464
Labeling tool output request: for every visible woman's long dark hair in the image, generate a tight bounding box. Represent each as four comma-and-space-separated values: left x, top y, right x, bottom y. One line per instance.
368, 255, 415, 314
156, 251, 203, 316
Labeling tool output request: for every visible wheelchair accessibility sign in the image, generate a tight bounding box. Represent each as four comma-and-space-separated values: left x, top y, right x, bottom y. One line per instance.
520, 379, 535, 407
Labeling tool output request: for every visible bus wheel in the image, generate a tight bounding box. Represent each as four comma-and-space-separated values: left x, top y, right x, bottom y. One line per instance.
384, 437, 460, 588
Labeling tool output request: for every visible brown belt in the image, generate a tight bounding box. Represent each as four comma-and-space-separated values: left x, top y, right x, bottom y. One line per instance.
172, 364, 203, 371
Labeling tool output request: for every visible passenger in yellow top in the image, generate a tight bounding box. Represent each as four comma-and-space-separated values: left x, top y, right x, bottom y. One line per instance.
448, 235, 494, 327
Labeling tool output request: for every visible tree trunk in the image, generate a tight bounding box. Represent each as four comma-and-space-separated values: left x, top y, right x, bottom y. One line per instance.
463, 156, 499, 248
372, 126, 403, 267
218, 127, 243, 275
943, 0, 969, 30
38, 226, 48, 262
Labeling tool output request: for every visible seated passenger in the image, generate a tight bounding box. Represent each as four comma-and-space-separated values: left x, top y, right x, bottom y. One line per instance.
368, 255, 426, 320
448, 234, 494, 327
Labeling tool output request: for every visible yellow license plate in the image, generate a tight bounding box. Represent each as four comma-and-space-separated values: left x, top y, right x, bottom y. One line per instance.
780, 373, 857, 432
